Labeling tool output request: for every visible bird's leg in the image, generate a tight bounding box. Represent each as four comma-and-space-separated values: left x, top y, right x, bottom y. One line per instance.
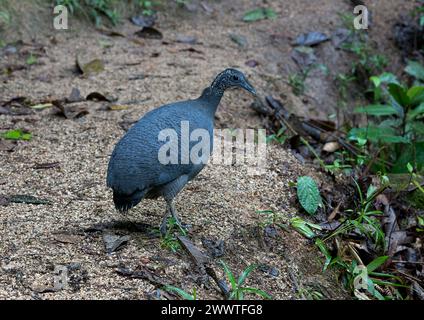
159, 208, 171, 236
168, 200, 183, 227
160, 198, 186, 235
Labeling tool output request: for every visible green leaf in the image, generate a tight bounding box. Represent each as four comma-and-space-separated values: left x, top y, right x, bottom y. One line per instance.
237, 264, 258, 286
348, 126, 410, 144
370, 72, 399, 87
407, 121, 424, 136
1, 129, 32, 141
290, 217, 321, 239
315, 239, 332, 271
354, 104, 399, 116
418, 216, 424, 227
388, 83, 410, 107
407, 102, 424, 120
163, 285, 195, 300
240, 287, 272, 300
407, 86, 424, 106
379, 135, 410, 144
405, 60, 424, 82
370, 76, 381, 88
220, 261, 237, 290
366, 185, 377, 201
30, 103, 53, 110
243, 8, 277, 22
26, 54, 37, 65
297, 176, 321, 215
367, 256, 389, 273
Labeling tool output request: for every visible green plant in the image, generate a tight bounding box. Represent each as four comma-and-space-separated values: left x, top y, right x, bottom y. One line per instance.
159, 216, 186, 253
405, 60, 424, 85
163, 285, 197, 300
349, 70, 424, 174
138, 0, 154, 16
26, 53, 37, 65
220, 261, 272, 300
0, 9, 10, 27
417, 215, 424, 232
325, 182, 385, 250
334, 73, 356, 108
288, 63, 328, 96
55, 0, 121, 26
55, 0, 81, 14
412, 4, 424, 28
297, 288, 324, 300
288, 72, 306, 96
255, 209, 286, 229
1, 129, 32, 140
296, 176, 322, 215
407, 162, 424, 195
336, 13, 388, 102
243, 7, 277, 22
266, 127, 288, 144
175, 0, 189, 6
290, 216, 322, 239
325, 158, 353, 174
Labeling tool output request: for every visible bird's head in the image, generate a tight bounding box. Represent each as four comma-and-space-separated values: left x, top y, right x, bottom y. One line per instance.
211, 68, 257, 96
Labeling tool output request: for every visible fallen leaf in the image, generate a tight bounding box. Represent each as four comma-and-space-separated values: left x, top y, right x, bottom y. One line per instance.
134, 27, 163, 40
319, 220, 341, 231
201, 238, 225, 258
245, 59, 259, 68
86, 92, 117, 102
332, 28, 352, 49
0, 97, 34, 115
179, 47, 204, 54
291, 46, 317, 68
323, 141, 341, 153
258, 264, 280, 277
76, 56, 105, 76
116, 267, 169, 288
108, 105, 129, 111
29, 103, 53, 110
229, 33, 248, 48
52, 100, 89, 119
67, 87, 84, 103
177, 235, 210, 266
293, 32, 330, 47
9, 194, 52, 205
103, 232, 130, 254
327, 202, 341, 221
33, 162, 60, 170
96, 28, 126, 37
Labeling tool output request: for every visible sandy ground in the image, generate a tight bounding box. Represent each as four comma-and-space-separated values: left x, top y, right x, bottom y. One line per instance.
0, 0, 413, 300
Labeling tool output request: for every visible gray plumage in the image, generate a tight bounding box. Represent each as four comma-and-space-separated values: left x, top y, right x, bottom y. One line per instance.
106, 68, 256, 233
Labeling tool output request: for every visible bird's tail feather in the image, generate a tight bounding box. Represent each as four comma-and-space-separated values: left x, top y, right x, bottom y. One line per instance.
113, 189, 145, 212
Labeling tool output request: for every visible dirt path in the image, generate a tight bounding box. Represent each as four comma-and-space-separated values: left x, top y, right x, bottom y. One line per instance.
0, 0, 411, 300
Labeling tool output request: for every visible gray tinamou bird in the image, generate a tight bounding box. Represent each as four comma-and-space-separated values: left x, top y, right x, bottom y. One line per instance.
107, 68, 256, 234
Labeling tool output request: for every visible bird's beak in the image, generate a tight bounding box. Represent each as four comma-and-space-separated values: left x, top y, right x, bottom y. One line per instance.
242, 80, 257, 96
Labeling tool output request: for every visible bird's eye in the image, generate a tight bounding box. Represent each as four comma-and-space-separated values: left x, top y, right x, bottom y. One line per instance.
232, 75, 239, 81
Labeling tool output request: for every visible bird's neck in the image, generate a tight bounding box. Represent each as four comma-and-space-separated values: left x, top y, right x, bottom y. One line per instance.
199, 86, 223, 115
